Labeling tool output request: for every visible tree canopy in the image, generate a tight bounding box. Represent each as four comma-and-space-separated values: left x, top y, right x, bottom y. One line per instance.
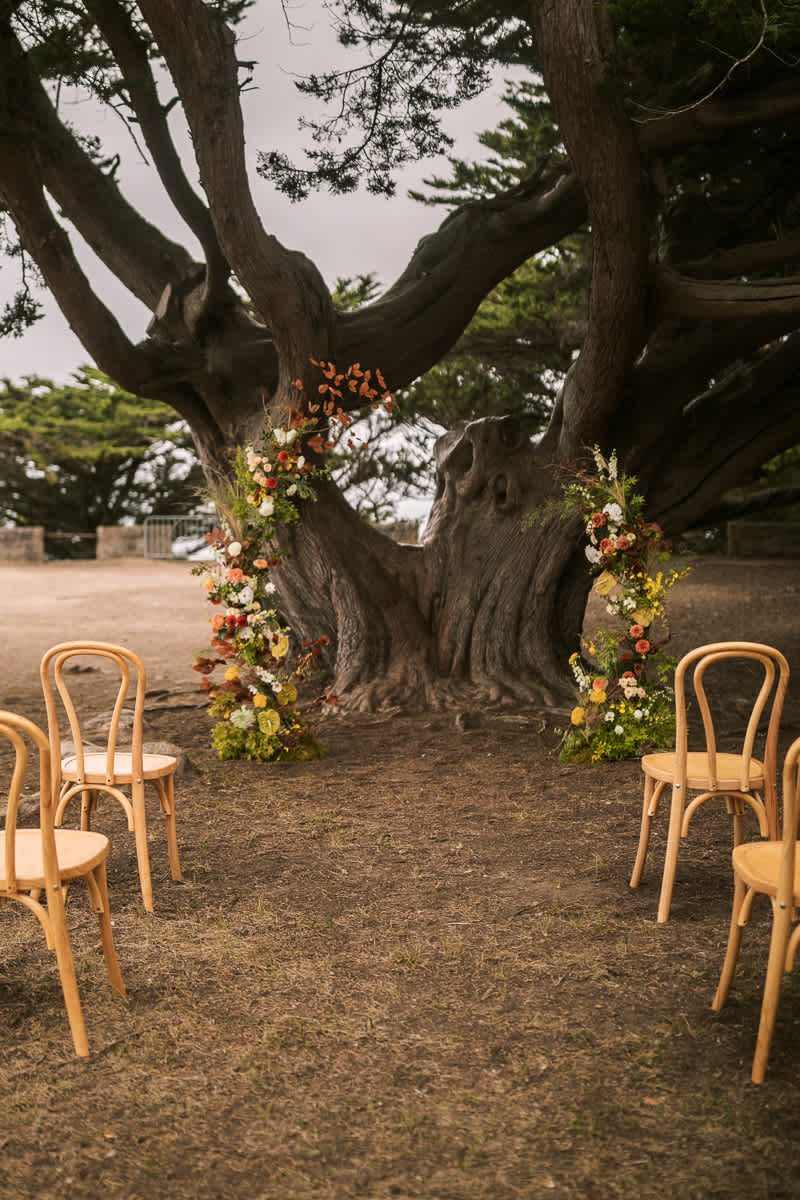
0, 368, 204, 534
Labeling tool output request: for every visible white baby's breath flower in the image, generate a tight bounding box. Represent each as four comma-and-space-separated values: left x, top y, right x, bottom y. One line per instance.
264, 581, 277, 595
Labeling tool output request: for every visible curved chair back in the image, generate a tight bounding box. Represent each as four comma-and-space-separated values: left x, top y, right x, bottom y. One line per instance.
0, 711, 56, 896
674, 641, 789, 802
40, 641, 148, 789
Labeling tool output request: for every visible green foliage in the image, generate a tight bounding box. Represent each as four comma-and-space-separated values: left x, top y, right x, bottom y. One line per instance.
258, 2, 532, 197
0, 368, 204, 532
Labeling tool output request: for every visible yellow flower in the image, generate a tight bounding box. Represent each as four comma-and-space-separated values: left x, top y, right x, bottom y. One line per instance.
253, 693, 268, 708
569, 652, 579, 664
224, 666, 239, 682
271, 634, 290, 660
278, 683, 298, 705
257, 709, 281, 735
589, 690, 607, 705
571, 706, 585, 726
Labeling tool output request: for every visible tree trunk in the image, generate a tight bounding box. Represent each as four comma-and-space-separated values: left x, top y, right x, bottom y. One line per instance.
273, 417, 588, 711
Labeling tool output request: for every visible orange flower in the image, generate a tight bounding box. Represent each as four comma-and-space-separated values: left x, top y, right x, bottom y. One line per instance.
629, 624, 645, 638
212, 614, 225, 630
227, 568, 245, 583
253, 558, 268, 569
592, 678, 608, 691
635, 639, 651, 655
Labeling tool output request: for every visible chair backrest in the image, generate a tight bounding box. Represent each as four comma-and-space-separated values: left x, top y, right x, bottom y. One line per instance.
778, 736, 800, 909
673, 641, 789, 794
40, 641, 147, 787
0, 711, 58, 896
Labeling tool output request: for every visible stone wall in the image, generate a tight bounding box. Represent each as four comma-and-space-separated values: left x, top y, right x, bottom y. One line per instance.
0, 526, 44, 561
96, 524, 144, 559
726, 520, 800, 558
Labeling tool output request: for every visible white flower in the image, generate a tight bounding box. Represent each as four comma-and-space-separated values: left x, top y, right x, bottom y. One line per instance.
585, 546, 602, 564
245, 446, 260, 469
634, 709, 643, 720
296, 455, 305, 469
230, 707, 256, 730
603, 502, 623, 523
227, 541, 242, 557
608, 452, 618, 480
614, 724, 625, 736
239, 626, 254, 641
604, 712, 615, 722
264, 581, 277, 595
259, 498, 275, 518
238, 586, 254, 605
273, 427, 298, 447
286, 484, 298, 497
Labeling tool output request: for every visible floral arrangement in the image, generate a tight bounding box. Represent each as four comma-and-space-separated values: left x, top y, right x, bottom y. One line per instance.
192, 360, 395, 761
560, 447, 689, 763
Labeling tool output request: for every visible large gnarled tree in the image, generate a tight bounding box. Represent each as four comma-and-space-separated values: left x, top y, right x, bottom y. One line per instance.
2, 0, 800, 709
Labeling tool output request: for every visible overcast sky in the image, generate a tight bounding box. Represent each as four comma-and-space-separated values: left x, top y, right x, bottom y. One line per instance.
1, 1, 514, 384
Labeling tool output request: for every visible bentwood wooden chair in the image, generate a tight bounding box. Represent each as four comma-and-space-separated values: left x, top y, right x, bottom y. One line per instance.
713, 735, 800, 1083
40, 641, 183, 913
630, 642, 789, 923
0, 710, 125, 1056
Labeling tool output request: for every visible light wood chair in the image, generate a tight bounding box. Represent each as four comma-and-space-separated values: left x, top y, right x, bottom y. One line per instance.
712, 735, 800, 1083
41, 641, 183, 914
630, 641, 789, 923
0, 710, 125, 1056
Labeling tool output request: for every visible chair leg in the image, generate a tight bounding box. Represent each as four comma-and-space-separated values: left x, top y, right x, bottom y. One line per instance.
712, 874, 746, 1011
159, 775, 183, 882
131, 781, 154, 913
630, 777, 664, 888
80, 788, 96, 832
87, 862, 126, 998
657, 784, 685, 924
48, 886, 90, 1057
751, 902, 793, 1084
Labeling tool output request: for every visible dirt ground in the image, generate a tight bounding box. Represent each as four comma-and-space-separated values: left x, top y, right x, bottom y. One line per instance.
2, 554, 800, 1199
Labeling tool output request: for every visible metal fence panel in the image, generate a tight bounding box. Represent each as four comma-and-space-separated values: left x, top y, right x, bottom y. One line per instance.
143, 515, 217, 559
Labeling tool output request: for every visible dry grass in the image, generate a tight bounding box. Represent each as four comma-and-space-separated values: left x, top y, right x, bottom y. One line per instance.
1, 556, 800, 1198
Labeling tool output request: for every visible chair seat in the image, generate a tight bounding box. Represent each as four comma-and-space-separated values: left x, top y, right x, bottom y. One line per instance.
61, 751, 176, 784
0, 829, 110, 889
642, 751, 765, 791
732, 840, 800, 902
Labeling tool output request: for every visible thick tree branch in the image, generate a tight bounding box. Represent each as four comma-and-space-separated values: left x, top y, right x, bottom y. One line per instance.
0, 16, 195, 311
136, 0, 334, 388
653, 267, 800, 323
677, 229, 800, 279
528, 0, 650, 457
83, 0, 231, 313
637, 333, 800, 532
637, 79, 800, 156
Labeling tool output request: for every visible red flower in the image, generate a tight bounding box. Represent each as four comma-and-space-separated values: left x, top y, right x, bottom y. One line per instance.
629, 624, 645, 639
616, 536, 630, 551
591, 512, 606, 528
635, 639, 651, 655
620, 651, 633, 662
599, 538, 614, 553
622, 670, 635, 679
265, 477, 278, 489
278, 450, 290, 463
